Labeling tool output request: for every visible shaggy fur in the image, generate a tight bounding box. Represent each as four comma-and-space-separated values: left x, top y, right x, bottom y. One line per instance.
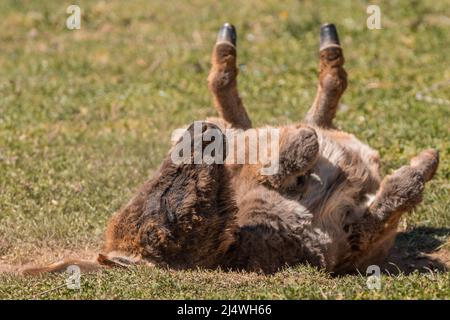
23, 23, 439, 276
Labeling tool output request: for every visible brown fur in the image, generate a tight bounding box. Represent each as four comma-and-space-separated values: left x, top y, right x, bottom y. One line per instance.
22, 25, 439, 276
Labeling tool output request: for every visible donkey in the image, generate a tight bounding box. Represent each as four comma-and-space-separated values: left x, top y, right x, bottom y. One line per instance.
24, 23, 439, 275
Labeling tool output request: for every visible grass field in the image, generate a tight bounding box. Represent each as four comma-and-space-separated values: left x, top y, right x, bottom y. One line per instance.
0, 0, 449, 299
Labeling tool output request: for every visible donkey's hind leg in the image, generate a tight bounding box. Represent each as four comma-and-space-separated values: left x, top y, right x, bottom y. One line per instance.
305, 24, 347, 128
208, 23, 252, 129
337, 149, 439, 273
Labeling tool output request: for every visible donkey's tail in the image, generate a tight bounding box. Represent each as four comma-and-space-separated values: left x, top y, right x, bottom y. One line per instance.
21, 252, 142, 275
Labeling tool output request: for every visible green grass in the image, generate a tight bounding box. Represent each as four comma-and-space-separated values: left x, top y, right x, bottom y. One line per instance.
0, 0, 449, 299
1, 266, 450, 300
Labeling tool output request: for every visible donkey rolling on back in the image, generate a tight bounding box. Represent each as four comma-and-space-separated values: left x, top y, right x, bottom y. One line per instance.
25, 23, 439, 275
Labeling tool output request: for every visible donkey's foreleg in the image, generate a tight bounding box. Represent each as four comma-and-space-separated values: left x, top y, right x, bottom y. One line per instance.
305, 24, 347, 128
257, 125, 319, 190
208, 23, 252, 129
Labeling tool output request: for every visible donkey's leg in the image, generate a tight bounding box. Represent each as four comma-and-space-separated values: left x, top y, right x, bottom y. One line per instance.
338, 149, 439, 272
257, 125, 319, 189
208, 23, 252, 129
221, 186, 328, 273
305, 24, 347, 128
368, 149, 438, 221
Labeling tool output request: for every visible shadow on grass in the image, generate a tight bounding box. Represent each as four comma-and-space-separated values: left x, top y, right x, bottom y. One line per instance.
382, 226, 450, 275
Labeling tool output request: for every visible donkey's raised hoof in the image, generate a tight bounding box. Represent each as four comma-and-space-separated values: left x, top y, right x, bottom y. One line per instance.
320, 23, 340, 50
217, 22, 237, 46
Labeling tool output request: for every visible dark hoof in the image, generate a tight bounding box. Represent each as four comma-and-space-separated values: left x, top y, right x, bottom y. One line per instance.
217, 22, 237, 46
320, 23, 340, 50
